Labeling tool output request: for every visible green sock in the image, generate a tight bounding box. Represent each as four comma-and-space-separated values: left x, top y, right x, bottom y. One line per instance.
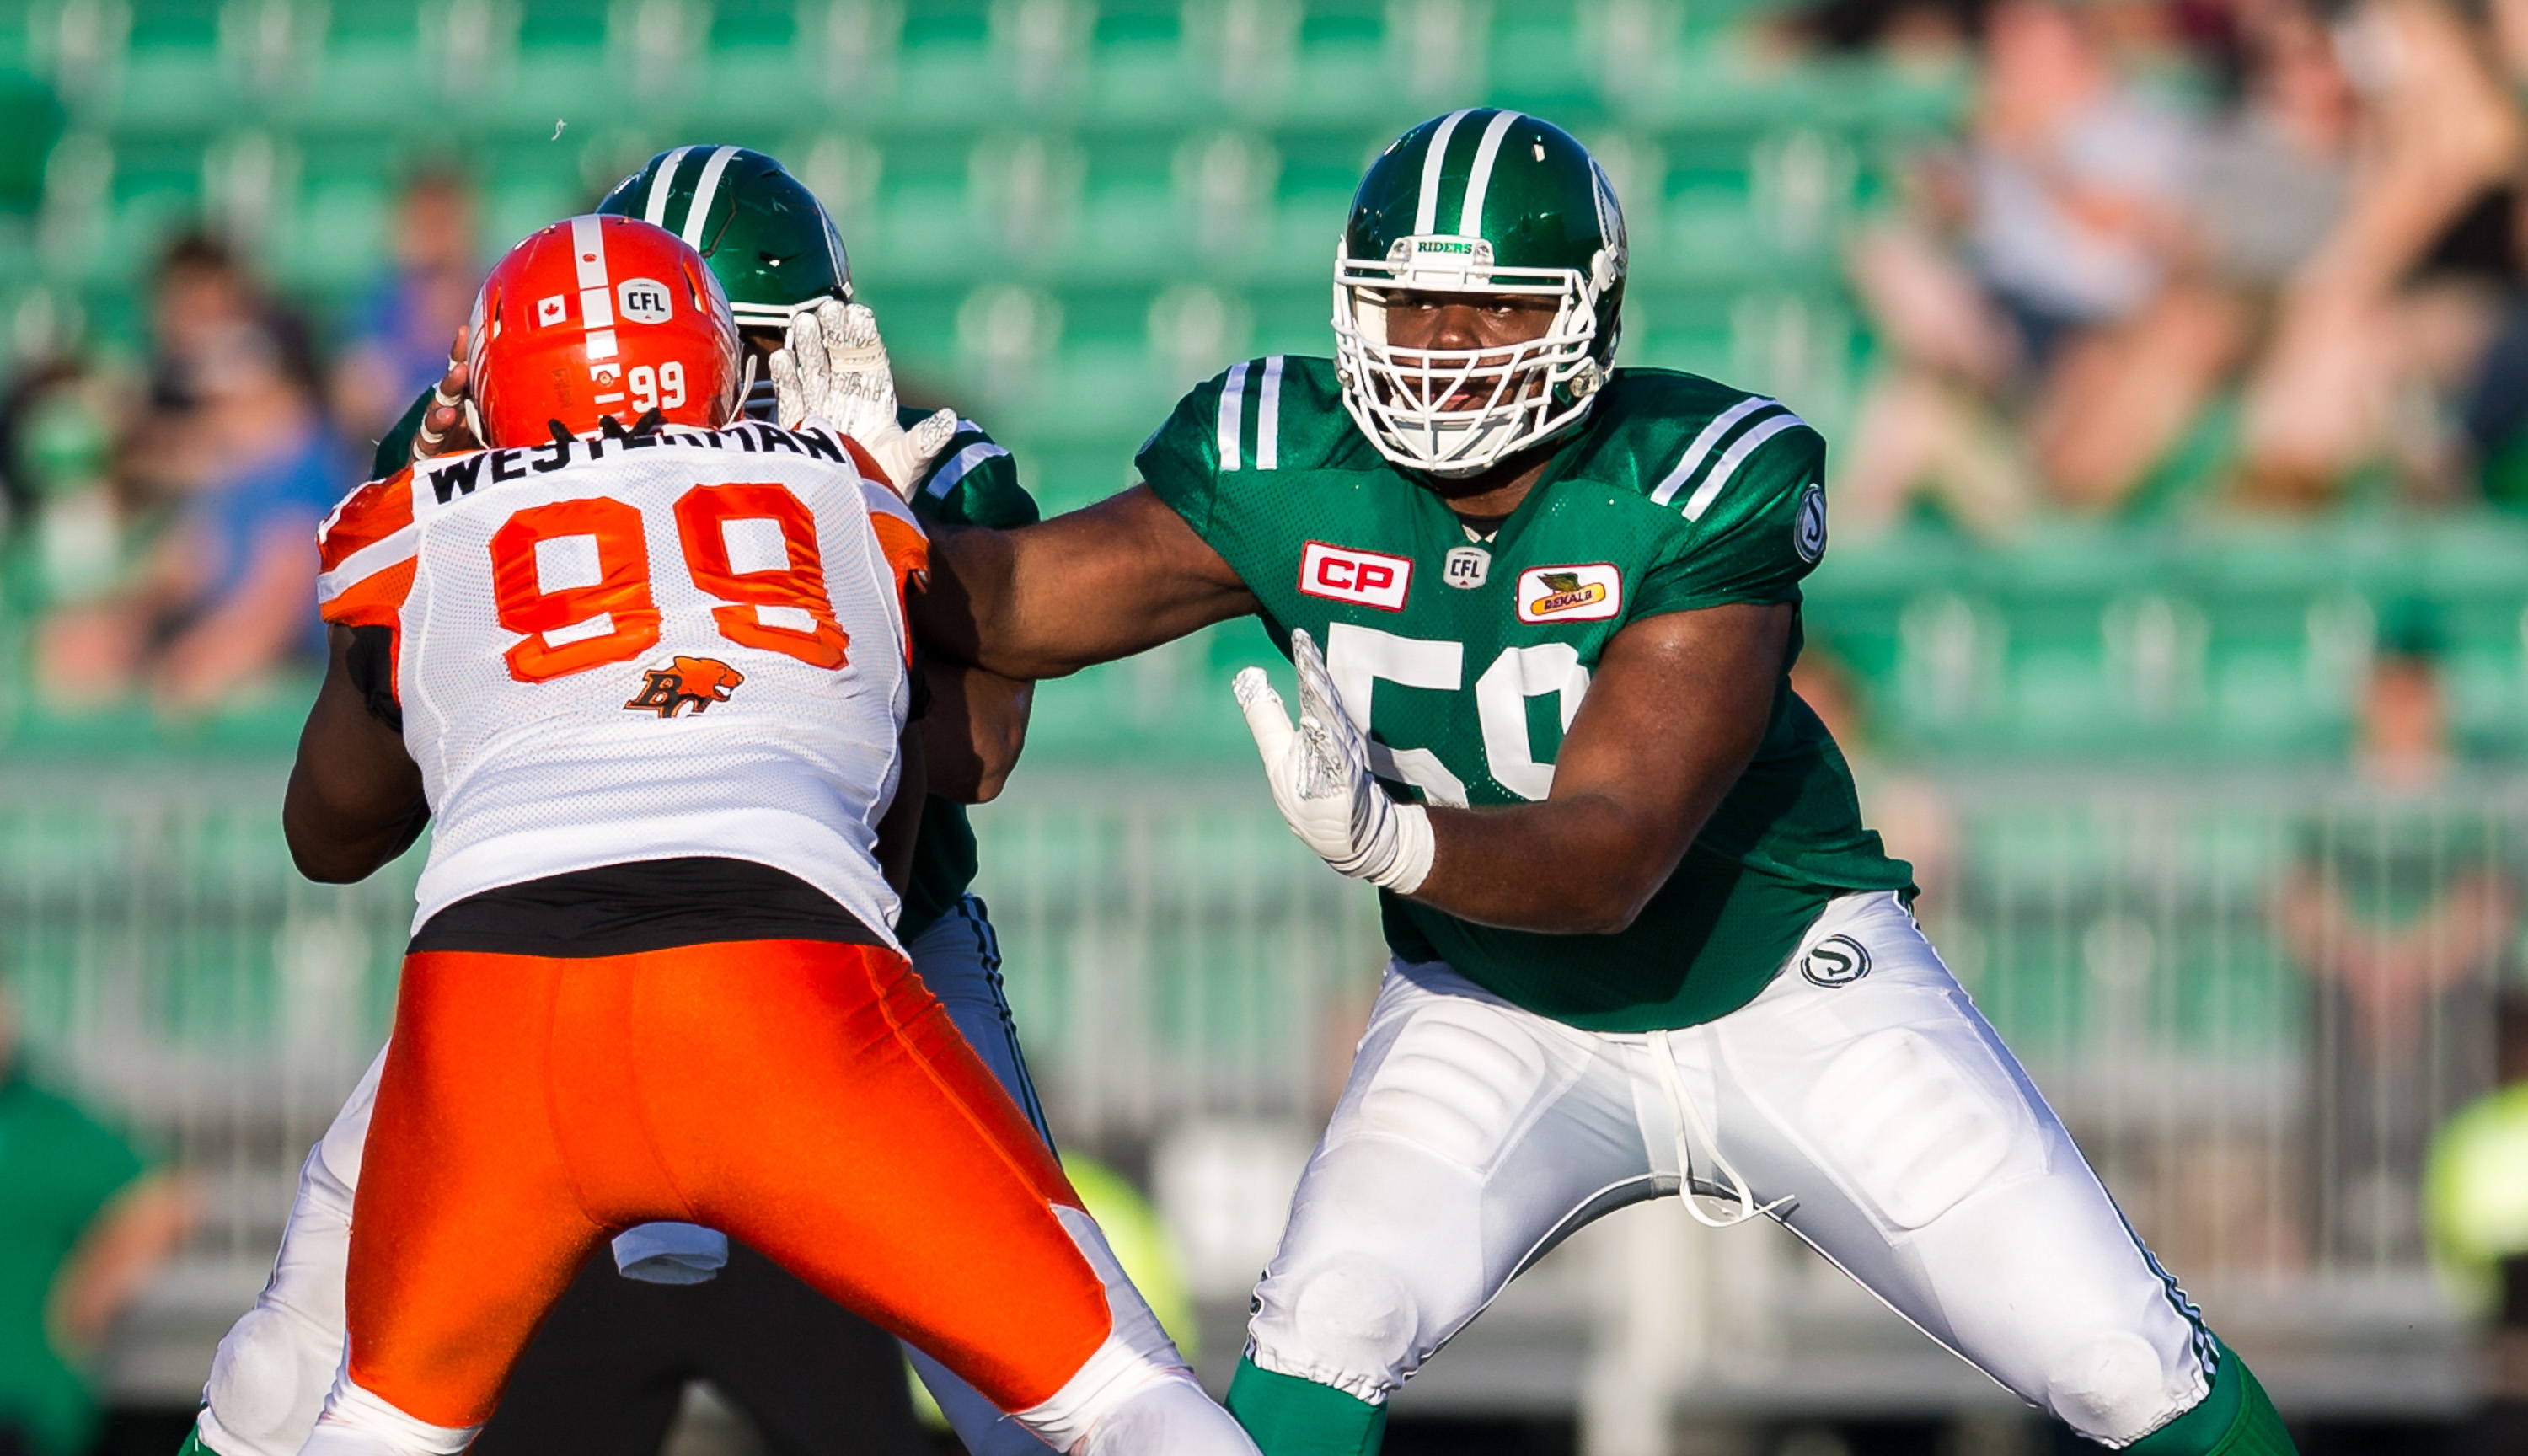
2124, 1340, 2296, 1456
1225, 1357, 1389, 1456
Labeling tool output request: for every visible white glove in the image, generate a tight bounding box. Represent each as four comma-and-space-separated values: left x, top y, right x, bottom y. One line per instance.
1233, 628, 1434, 894
768, 298, 959, 499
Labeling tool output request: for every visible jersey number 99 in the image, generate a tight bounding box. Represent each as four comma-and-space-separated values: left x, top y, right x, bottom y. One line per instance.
487, 483, 853, 683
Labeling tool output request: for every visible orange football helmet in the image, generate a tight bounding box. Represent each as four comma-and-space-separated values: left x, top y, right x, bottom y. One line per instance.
465, 215, 745, 448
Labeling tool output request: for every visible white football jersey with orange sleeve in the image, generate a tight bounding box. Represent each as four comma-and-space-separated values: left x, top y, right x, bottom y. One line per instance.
313, 418, 928, 942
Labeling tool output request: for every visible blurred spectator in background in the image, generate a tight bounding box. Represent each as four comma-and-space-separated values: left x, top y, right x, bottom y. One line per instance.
2223, 0, 2524, 510
33, 233, 344, 716
331, 168, 476, 447
0, 983, 193, 1456
2424, 985, 2528, 1455
2275, 608, 2521, 1264
1840, 0, 2197, 538
0, 357, 136, 608
1845, 0, 2528, 528
1787, 0, 1991, 67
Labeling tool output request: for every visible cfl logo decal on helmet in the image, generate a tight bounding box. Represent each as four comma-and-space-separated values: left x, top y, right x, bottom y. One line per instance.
616, 278, 674, 324
466, 214, 742, 448
1801, 934, 1871, 988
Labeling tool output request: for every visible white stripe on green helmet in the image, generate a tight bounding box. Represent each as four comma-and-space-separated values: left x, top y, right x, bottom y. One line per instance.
597, 146, 853, 333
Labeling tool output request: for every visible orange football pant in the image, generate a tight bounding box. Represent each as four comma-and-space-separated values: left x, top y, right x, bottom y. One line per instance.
342, 939, 1113, 1430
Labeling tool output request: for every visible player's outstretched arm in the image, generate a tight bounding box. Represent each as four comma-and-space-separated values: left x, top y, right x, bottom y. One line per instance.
1418, 602, 1791, 932
283, 626, 428, 884
920, 661, 1031, 803
917, 484, 1257, 681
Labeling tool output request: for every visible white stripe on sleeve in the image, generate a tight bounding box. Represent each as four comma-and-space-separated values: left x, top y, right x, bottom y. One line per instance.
924, 440, 1014, 500
315, 525, 419, 607
1217, 361, 1251, 471
1681, 411, 1806, 522
1256, 355, 1284, 471
1648, 395, 1780, 506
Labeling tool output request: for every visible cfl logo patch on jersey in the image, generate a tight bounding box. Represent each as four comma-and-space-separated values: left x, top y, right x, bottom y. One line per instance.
1515, 564, 1621, 623
1795, 481, 1827, 564
616, 278, 673, 325
625, 656, 746, 718
1299, 542, 1412, 612
1443, 545, 1490, 589
1800, 934, 1871, 988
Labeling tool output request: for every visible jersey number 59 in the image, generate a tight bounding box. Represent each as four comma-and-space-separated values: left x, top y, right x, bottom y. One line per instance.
487, 483, 853, 682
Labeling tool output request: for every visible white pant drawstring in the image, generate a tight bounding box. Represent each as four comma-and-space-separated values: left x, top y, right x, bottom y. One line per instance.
1650, 1027, 1792, 1229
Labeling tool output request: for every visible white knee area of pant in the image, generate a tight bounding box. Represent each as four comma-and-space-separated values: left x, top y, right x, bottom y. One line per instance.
1249, 1252, 1418, 1405
201, 1304, 340, 1456
2040, 1330, 2199, 1447
1073, 1373, 1261, 1456
1010, 1206, 1195, 1451
297, 1377, 474, 1456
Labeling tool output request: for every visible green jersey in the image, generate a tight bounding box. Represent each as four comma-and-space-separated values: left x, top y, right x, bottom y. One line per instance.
367, 396, 1036, 941
1140, 356, 1913, 1032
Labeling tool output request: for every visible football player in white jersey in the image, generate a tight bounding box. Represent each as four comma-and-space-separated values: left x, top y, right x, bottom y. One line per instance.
268, 214, 1256, 1456
189, 147, 1064, 1456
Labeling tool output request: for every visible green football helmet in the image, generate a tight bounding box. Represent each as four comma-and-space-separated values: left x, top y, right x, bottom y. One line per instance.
1332, 110, 1627, 477
596, 146, 851, 335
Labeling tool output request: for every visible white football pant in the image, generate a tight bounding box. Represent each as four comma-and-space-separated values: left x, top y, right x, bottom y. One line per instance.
198, 897, 1112, 1456
1246, 891, 2219, 1448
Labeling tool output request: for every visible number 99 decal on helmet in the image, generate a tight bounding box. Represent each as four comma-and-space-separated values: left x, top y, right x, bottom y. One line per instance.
463, 215, 747, 450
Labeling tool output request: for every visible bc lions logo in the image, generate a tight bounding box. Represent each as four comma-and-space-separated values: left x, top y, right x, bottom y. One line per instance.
1800, 934, 1871, 988
625, 656, 746, 718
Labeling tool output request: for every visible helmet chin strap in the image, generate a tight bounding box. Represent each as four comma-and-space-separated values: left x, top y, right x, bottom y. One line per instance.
722, 352, 761, 427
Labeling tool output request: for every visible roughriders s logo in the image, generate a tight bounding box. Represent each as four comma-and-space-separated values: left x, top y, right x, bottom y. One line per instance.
1800, 934, 1871, 988
626, 656, 746, 718
1794, 481, 1827, 564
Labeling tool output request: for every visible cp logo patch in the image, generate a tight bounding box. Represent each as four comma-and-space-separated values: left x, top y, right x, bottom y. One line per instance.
1799, 934, 1870, 988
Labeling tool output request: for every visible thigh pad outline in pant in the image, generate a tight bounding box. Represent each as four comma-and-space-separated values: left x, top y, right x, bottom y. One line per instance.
1248, 965, 1644, 1406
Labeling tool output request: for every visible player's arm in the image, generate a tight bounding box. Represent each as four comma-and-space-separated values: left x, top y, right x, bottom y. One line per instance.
921, 661, 1031, 803
283, 625, 428, 884
1238, 606, 1789, 934
1417, 603, 1789, 932
918, 486, 1257, 681
876, 718, 926, 894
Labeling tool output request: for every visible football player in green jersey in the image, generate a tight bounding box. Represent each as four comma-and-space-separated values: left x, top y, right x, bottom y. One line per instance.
907, 110, 2295, 1456
185, 149, 1095, 1456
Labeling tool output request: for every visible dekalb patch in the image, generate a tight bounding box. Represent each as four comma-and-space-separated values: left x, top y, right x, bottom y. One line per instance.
1514, 564, 1620, 623
1299, 542, 1412, 612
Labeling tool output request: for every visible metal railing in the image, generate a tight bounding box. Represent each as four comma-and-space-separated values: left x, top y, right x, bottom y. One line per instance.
2, 764, 2508, 1427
